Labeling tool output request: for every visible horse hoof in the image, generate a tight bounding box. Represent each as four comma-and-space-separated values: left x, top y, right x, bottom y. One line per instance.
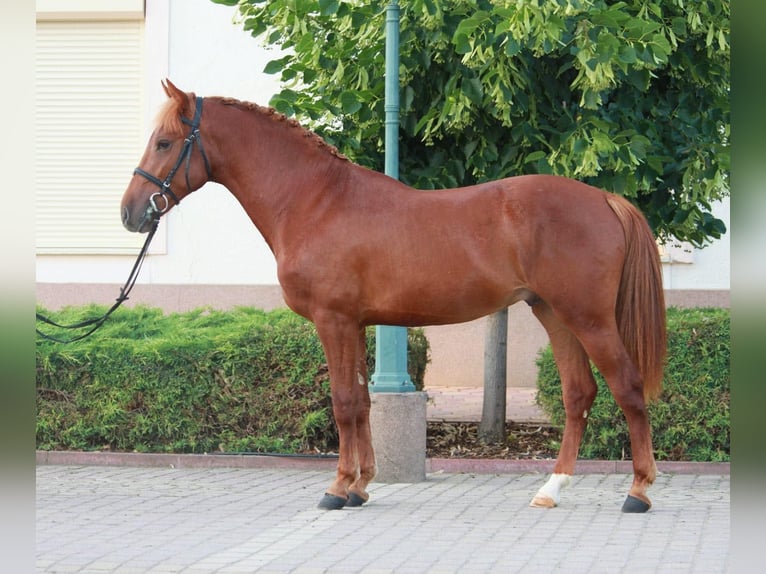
529, 493, 557, 508
317, 493, 347, 510
622, 495, 651, 513
345, 492, 368, 507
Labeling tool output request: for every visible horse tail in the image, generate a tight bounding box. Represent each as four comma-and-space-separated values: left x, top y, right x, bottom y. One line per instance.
606, 195, 667, 402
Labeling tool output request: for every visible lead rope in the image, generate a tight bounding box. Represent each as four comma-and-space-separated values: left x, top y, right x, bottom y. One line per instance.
38, 97, 210, 344
36, 219, 159, 343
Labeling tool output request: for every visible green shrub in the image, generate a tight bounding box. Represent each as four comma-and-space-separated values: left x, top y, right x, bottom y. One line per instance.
535, 307, 729, 461
36, 305, 430, 454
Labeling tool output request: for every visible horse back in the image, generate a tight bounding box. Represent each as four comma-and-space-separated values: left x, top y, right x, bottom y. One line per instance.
279, 171, 628, 327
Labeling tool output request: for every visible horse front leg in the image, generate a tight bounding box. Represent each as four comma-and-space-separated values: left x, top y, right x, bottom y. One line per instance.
346, 327, 375, 507
530, 304, 597, 508
315, 316, 369, 510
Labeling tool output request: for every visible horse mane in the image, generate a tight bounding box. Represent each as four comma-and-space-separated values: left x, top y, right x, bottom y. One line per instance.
155, 94, 347, 160
154, 95, 193, 137
213, 96, 349, 161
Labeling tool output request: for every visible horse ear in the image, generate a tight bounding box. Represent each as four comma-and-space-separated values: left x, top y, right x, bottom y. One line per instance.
161, 78, 191, 114
162, 78, 183, 99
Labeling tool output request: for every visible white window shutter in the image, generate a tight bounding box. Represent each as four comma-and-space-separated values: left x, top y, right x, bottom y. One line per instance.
36, 19, 146, 254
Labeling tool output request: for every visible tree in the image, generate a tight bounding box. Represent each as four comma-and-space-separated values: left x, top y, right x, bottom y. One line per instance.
480, 307, 508, 443
213, 0, 729, 246
212, 0, 730, 438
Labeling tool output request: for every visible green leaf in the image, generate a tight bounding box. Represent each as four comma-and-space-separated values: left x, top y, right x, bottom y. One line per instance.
295, 33, 315, 54
263, 56, 290, 75
461, 77, 483, 105
269, 93, 296, 116
454, 11, 489, 39
453, 33, 471, 55
340, 91, 362, 114
318, 0, 339, 17
525, 150, 546, 163
672, 207, 692, 225
279, 89, 298, 104
463, 140, 478, 159
505, 37, 521, 56
580, 88, 601, 109
618, 44, 637, 64
671, 17, 687, 38
572, 138, 588, 154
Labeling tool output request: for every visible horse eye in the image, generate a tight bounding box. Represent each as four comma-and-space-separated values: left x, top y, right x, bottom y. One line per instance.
156, 140, 172, 151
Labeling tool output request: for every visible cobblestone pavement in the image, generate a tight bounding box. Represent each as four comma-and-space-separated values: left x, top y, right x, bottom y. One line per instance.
37, 464, 729, 573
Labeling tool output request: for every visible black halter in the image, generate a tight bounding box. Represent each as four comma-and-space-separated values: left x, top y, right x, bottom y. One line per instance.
133, 96, 213, 218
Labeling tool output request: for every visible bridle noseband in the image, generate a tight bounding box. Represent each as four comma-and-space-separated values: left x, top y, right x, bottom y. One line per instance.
133, 96, 213, 220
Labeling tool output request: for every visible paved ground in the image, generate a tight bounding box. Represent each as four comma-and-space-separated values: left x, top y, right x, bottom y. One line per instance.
36, 388, 730, 573
37, 464, 730, 573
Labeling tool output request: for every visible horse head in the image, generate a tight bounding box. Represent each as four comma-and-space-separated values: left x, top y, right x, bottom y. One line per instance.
121, 79, 213, 233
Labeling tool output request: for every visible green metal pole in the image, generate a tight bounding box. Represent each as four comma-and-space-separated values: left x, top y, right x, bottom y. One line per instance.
370, 0, 415, 393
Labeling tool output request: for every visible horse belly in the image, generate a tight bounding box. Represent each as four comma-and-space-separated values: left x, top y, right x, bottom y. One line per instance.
361, 250, 524, 327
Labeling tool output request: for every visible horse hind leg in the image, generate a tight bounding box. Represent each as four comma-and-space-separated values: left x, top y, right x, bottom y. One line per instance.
575, 325, 657, 513
530, 303, 597, 509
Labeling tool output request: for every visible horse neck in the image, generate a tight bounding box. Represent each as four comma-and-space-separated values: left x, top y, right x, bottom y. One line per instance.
204, 102, 347, 253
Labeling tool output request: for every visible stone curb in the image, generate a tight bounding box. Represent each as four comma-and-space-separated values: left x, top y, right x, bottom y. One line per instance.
36, 450, 729, 475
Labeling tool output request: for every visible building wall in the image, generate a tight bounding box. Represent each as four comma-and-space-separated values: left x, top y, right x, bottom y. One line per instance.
36, 0, 282, 286
35, 0, 731, 389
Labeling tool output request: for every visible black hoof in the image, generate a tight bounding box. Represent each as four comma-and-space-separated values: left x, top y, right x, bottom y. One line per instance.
622, 495, 651, 513
317, 493, 347, 510
345, 492, 368, 507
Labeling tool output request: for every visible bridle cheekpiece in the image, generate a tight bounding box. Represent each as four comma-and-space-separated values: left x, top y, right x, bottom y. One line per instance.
133, 96, 213, 220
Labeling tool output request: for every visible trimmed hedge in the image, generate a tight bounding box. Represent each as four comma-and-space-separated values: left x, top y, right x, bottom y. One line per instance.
36, 305, 430, 454
536, 307, 729, 462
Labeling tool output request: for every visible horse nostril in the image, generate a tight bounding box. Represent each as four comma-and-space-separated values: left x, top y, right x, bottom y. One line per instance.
122, 206, 130, 226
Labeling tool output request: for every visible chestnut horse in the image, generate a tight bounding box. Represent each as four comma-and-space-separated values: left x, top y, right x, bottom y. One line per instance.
122, 80, 666, 513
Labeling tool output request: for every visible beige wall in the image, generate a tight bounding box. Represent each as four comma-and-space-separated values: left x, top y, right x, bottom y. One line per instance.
37, 283, 729, 389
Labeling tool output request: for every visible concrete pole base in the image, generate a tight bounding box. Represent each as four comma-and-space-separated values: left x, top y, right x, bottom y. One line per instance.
369, 391, 427, 483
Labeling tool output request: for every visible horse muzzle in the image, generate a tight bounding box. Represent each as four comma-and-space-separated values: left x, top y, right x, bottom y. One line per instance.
122, 201, 160, 233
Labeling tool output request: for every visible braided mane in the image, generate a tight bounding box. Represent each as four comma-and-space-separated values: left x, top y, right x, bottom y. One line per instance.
214, 96, 349, 161
155, 93, 347, 161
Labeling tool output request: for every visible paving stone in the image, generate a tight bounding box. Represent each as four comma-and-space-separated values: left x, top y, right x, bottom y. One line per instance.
37, 464, 729, 573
